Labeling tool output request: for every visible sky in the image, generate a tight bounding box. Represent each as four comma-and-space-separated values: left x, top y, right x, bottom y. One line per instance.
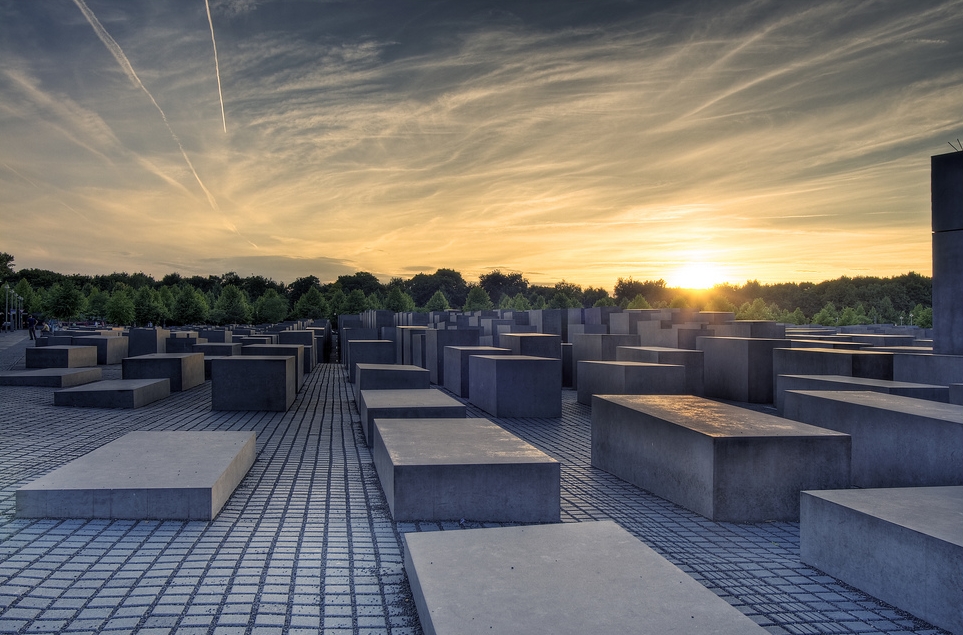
1, 0, 961, 290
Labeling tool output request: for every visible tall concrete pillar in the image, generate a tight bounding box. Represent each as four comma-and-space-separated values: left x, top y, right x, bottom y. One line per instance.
932, 151, 963, 354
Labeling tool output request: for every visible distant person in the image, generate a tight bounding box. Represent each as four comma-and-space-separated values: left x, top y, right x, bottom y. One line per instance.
40, 319, 50, 335
26, 314, 37, 340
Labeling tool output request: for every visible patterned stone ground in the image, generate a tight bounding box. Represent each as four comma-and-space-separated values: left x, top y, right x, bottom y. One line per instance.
0, 331, 949, 634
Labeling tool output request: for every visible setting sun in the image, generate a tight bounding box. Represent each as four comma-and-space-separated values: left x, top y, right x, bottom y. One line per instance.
666, 261, 728, 290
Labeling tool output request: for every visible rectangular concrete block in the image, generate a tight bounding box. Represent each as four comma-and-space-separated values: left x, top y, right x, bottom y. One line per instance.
127, 328, 170, 357
699, 337, 790, 403
192, 342, 243, 357
354, 363, 430, 401
893, 352, 963, 385
53, 379, 171, 408
442, 346, 511, 398
469, 355, 562, 418
25, 346, 98, 369
616, 346, 705, 395
774, 374, 949, 414
591, 395, 851, 522
403, 521, 769, 635
122, 353, 205, 392
242, 344, 304, 387
424, 329, 480, 385
345, 340, 395, 382
72, 336, 129, 365
211, 356, 297, 411
571, 333, 640, 387
278, 330, 317, 372
773, 347, 894, 385
801, 487, 963, 635
358, 389, 466, 447
16, 431, 255, 520
0, 367, 102, 388
576, 361, 685, 405
373, 417, 560, 522
782, 390, 963, 488
498, 332, 562, 359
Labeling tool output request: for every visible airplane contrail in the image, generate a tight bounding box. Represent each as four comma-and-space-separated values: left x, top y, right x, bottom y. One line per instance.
70, 0, 221, 215
205, 0, 227, 133
3, 163, 92, 221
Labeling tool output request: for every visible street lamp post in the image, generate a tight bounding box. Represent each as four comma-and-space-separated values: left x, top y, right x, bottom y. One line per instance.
17, 295, 23, 331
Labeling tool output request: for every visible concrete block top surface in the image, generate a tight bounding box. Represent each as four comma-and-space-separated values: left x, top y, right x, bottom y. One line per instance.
788, 390, 963, 422
780, 374, 947, 390
56, 379, 168, 394
803, 486, 963, 547
355, 363, 425, 372
19, 431, 255, 491
127, 353, 201, 360
374, 418, 558, 466
360, 388, 463, 409
599, 395, 848, 439
403, 520, 767, 635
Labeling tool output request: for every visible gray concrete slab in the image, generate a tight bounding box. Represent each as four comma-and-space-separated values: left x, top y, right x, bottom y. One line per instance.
127, 327, 169, 356
345, 340, 395, 382
801, 486, 963, 635
424, 329, 480, 385
498, 332, 562, 359
592, 395, 850, 521
241, 344, 304, 387
699, 336, 791, 403
774, 373, 949, 413
893, 351, 963, 385
71, 335, 128, 364
442, 345, 511, 397
25, 345, 97, 369
358, 388, 466, 447
211, 356, 297, 411
373, 418, 559, 522
53, 378, 170, 408
403, 521, 769, 635
0, 367, 102, 388
576, 360, 685, 405
122, 352, 205, 392
354, 363, 429, 401
783, 389, 963, 488
468, 355, 562, 418
616, 345, 705, 395
16, 431, 255, 520
773, 347, 894, 385
278, 330, 317, 372
192, 342, 242, 357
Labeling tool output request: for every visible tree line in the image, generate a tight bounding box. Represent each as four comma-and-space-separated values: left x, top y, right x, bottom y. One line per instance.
0, 252, 932, 327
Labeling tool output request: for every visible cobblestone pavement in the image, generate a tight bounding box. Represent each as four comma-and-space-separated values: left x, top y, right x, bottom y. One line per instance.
0, 336, 949, 634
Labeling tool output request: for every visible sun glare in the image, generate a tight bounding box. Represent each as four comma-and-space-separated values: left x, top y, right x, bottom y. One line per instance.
667, 261, 727, 290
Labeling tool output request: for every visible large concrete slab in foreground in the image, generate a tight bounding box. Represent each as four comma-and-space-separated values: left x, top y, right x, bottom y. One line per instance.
592, 395, 850, 521
16, 431, 256, 520
782, 390, 963, 488
801, 486, 963, 635
358, 389, 466, 447
373, 418, 559, 522
0, 367, 102, 388
53, 379, 170, 409
403, 521, 769, 635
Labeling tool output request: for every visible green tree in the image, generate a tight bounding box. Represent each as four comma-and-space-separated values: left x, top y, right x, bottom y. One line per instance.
366, 292, 384, 310
384, 286, 416, 312
253, 289, 290, 323
736, 298, 774, 320
158, 286, 177, 318
341, 289, 369, 315
581, 286, 610, 308
627, 294, 651, 309
910, 303, 933, 328
293, 286, 330, 319
463, 286, 494, 311
512, 293, 532, 311
105, 289, 136, 325
133, 286, 169, 326
287, 275, 321, 305
548, 291, 579, 309
593, 296, 617, 307
211, 285, 252, 325
13, 279, 39, 313
812, 302, 839, 326
479, 270, 528, 301
497, 293, 513, 310
44, 281, 87, 321
173, 286, 210, 325
531, 294, 547, 310
424, 290, 450, 311
0, 252, 14, 284
85, 287, 110, 320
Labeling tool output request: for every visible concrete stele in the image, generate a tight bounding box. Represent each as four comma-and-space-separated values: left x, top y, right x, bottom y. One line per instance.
372, 417, 559, 522
53, 379, 170, 409
403, 520, 769, 635
801, 486, 963, 635
16, 431, 255, 520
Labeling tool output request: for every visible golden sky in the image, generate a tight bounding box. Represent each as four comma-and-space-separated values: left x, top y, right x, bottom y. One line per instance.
2, 0, 961, 290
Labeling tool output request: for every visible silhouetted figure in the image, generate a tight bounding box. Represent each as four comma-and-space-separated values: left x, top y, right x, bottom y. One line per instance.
26, 315, 37, 340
